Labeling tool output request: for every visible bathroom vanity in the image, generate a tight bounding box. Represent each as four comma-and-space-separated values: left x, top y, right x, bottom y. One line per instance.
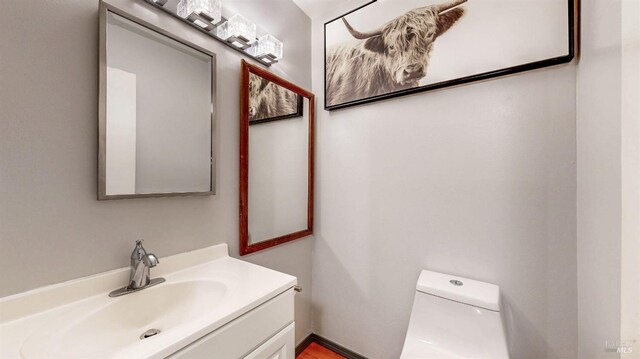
0, 244, 297, 358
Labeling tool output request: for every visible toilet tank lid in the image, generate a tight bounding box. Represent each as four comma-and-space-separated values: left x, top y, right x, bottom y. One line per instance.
416, 270, 501, 312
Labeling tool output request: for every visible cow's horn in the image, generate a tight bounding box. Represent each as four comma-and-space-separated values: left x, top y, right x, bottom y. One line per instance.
433, 0, 467, 14
342, 18, 382, 39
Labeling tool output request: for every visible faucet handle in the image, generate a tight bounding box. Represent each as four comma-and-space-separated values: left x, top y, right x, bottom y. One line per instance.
143, 253, 160, 267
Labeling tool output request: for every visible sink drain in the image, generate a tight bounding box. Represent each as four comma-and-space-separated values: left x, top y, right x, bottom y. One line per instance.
140, 329, 161, 340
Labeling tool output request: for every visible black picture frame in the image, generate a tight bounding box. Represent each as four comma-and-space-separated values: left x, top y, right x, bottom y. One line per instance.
324, 0, 577, 111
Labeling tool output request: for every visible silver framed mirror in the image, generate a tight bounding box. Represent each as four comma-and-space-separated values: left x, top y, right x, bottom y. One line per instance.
98, 1, 216, 200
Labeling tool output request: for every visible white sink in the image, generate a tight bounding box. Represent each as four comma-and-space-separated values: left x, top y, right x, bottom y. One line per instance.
0, 244, 297, 359
22, 280, 227, 358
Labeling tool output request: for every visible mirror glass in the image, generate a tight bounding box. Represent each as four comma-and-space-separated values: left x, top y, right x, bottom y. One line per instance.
249, 97, 309, 243
240, 62, 314, 255
99, 9, 215, 199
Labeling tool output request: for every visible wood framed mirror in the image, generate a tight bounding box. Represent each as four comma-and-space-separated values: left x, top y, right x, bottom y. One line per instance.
239, 60, 315, 255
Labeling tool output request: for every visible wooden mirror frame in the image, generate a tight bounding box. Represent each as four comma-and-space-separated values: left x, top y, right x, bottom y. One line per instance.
239, 60, 315, 256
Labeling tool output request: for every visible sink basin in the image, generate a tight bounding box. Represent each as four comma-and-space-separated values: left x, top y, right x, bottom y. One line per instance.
21, 280, 227, 358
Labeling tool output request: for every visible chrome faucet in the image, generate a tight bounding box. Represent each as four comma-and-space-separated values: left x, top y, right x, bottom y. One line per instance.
129, 240, 159, 289
109, 240, 165, 297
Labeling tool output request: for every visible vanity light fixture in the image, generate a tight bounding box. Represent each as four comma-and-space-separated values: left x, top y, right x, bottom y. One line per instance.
177, 0, 222, 31
217, 14, 256, 50
249, 34, 283, 64
142, 0, 282, 66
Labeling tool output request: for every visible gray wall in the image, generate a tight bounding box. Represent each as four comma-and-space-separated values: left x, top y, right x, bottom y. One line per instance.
310, 2, 578, 358
620, 0, 640, 347
576, 0, 640, 357
576, 0, 621, 356
0, 0, 313, 344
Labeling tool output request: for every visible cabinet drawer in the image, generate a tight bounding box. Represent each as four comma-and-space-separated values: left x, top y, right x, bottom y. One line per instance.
168, 289, 294, 359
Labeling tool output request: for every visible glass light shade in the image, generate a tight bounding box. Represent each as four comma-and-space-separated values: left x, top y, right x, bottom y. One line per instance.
177, 0, 222, 24
251, 34, 283, 60
216, 14, 256, 44
177, 0, 186, 17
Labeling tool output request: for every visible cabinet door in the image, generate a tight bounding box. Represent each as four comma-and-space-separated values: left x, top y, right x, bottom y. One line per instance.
244, 323, 295, 359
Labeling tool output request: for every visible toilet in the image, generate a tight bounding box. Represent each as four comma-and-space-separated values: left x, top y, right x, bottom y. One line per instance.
400, 270, 510, 358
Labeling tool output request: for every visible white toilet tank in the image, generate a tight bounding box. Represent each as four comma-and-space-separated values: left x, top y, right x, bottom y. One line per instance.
400, 270, 510, 359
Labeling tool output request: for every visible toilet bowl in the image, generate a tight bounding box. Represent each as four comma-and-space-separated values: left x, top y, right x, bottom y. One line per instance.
400, 270, 510, 358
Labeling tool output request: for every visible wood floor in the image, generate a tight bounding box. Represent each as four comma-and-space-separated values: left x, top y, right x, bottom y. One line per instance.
296, 342, 346, 359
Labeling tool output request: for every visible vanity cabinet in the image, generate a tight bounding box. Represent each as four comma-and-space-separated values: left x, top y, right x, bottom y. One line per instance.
169, 289, 295, 359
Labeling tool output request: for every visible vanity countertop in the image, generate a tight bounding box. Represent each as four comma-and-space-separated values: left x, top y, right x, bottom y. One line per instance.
0, 244, 296, 358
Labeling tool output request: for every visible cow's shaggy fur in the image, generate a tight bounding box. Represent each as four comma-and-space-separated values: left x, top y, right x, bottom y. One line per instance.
326, 6, 465, 106
249, 73, 299, 121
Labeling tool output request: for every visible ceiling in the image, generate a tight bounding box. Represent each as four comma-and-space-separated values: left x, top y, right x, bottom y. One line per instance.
291, 0, 329, 18
291, 0, 363, 19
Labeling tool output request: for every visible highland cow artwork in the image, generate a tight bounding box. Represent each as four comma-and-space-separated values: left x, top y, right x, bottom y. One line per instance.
324, 0, 576, 110
249, 73, 303, 124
